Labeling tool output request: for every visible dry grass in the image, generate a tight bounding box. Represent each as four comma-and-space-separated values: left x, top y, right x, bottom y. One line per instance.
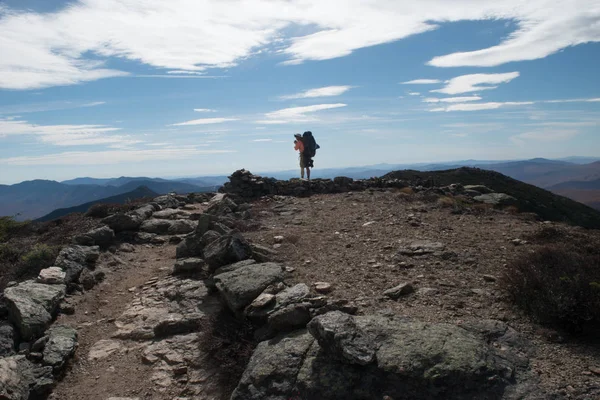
499, 244, 600, 333
398, 187, 414, 195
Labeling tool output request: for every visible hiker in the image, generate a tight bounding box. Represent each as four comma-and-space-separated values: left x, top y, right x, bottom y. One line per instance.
294, 133, 310, 180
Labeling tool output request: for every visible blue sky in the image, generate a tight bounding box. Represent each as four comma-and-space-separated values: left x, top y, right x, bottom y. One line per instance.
0, 0, 599, 184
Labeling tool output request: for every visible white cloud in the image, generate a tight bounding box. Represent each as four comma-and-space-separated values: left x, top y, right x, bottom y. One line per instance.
431, 72, 520, 95
1, 1, 598, 89
253, 139, 273, 142
0, 148, 235, 166
171, 118, 238, 126
81, 101, 106, 107
511, 130, 580, 144
423, 96, 482, 103
407, 92, 421, 96
544, 98, 600, 103
401, 79, 441, 84
258, 103, 347, 124
194, 109, 217, 112
280, 85, 353, 100
431, 101, 534, 112
0, 117, 136, 146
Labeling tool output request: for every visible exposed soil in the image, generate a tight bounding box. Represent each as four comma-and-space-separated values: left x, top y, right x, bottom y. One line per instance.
244, 189, 600, 399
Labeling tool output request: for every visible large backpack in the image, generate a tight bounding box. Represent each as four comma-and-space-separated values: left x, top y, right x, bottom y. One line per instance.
302, 131, 320, 157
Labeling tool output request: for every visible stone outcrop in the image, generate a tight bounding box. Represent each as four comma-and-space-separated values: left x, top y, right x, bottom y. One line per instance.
73, 226, 115, 248
0, 321, 16, 357
54, 245, 100, 284
204, 233, 253, 270
102, 203, 159, 232
4, 281, 66, 340
475, 193, 518, 207
0, 355, 54, 400
140, 219, 197, 235
42, 325, 78, 370
232, 312, 538, 400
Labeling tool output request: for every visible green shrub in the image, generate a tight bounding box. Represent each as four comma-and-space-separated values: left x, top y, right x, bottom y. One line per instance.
0, 216, 28, 242
20, 244, 56, 272
500, 244, 600, 333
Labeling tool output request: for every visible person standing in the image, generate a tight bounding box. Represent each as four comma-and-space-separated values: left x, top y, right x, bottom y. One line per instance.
294, 133, 310, 180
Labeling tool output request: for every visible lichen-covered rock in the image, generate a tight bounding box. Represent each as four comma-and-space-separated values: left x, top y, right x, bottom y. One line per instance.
73, 226, 115, 248
233, 312, 540, 400
0, 321, 16, 357
4, 281, 66, 340
214, 262, 284, 311
175, 229, 221, 259
204, 233, 253, 270
0, 355, 54, 400
54, 245, 100, 283
474, 193, 518, 207
37, 267, 66, 285
102, 213, 143, 232
172, 258, 207, 274
42, 325, 78, 370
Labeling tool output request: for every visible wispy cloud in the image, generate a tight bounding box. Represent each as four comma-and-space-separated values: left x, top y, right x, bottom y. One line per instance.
401, 79, 441, 84
253, 138, 273, 142
280, 85, 353, 100
81, 101, 106, 107
1, 1, 598, 89
407, 92, 421, 96
0, 100, 107, 115
194, 108, 217, 112
431, 72, 520, 95
171, 117, 239, 126
431, 101, 533, 112
0, 148, 235, 166
511, 129, 580, 144
0, 117, 136, 146
258, 103, 347, 124
423, 96, 481, 103
544, 98, 600, 103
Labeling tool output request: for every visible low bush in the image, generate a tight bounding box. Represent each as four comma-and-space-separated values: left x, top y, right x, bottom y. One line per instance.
200, 309, 257, 395
18, 244, 58, 279
85, 203, 112, 218
0, 216, 28, 242
499, 244, 600, 333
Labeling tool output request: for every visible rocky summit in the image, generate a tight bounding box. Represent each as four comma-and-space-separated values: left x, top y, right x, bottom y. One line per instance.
1, 170, 599, 400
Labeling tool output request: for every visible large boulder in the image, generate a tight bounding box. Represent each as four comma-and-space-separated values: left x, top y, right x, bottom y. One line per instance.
214, 262, 284, 311
54, 245, 100, 283
474, 193, 518, 207
204, 233, 253, 270
0, 355, 54, 400
102, 212, 143, 232
42, 325, 78, 370
233, 313, 538, 400
4, 281, 66, 340
0, 321, 16, 357
153, 208, 190, 220
175, 229, 220, 259
168, 219, 197, 234
73, 226, 115, 248
140, 219, 174, 234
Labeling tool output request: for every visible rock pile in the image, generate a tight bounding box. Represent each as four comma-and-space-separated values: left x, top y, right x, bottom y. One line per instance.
220, 170, 519, 210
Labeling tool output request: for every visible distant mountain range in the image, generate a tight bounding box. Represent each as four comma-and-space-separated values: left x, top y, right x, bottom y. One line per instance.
35, 186, 159, 222
0, 176, 220, 220
2, 157, 600, 221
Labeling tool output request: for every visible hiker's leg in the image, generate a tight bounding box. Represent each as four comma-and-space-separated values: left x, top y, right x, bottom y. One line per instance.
300, 167, 305, 179
306, 167, 311, 180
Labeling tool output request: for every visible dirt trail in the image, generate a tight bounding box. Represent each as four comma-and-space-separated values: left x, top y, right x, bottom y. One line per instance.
50, 239, 222, 400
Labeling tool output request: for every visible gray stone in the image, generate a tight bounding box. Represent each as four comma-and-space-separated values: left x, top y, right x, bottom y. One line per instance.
234, 312, 538, 399
102, 213, 143, 232
204, 234, 253, 271
307, 311, 376, 365
383, 282, 414, 299
168, 219, 197, 235
214, 262, 284, 311
37, 267, 66, 285
54, 245, 100, 283
74, 226, 115, 248
4, 281, 66, 340
173, 258, 207, 274
268, 303, 311, 331
195, 213, 212, 236
79, 269, 96, 290
396, 241, 445, 256
31, 335, 48, 352
42, 325, 77, 369
474, 193, 518, 207
175, 229, 220, 259
464, 185, 493, 194
0, 321, 16, 357
140, 219, 174, 234
0, 355, 54, 400
250, 243, 278, 263
153, 208, 190, 220
88, 339, 124, 361
231, 330, 315, 400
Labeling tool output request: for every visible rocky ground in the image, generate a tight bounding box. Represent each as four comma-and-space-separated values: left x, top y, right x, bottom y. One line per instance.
244, 190, 600, 398
2, 171, 600, 400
